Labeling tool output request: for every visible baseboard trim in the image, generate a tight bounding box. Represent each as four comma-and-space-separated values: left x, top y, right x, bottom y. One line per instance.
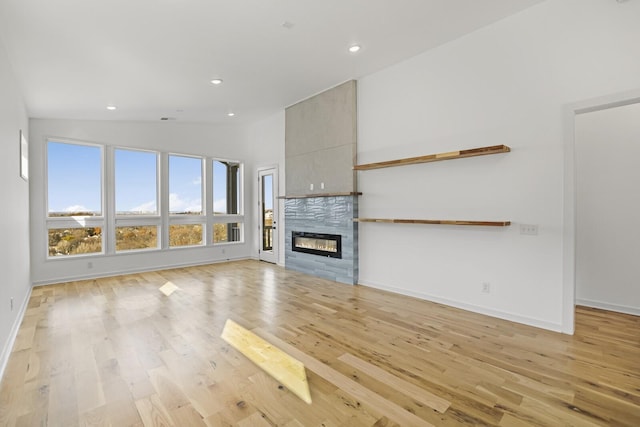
359, 279, 563, 333
32, 256, 251, 286
0, 287, 32, 384
576, 299, 640, 316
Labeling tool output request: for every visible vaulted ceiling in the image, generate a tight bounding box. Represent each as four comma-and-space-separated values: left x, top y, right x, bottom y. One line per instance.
0, 0, 545, 124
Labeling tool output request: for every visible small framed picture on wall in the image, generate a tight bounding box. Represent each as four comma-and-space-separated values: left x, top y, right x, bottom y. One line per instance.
20, 129, 28, 181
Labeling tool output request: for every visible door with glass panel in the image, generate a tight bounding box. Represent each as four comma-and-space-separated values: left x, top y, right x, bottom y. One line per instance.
258, 167, 278, 263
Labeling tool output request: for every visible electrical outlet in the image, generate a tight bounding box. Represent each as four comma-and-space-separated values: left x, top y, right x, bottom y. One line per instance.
10, 297, 14, 311
481, 282, 491, 293
310, 183, 314, 191
221, 248, 226, 254
88, 261, 93, 269
520, 224, 539, 235
320, 182, 325, 190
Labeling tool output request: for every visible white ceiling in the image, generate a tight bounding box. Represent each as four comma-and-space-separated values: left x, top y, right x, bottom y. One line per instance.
0, 0, 545, 124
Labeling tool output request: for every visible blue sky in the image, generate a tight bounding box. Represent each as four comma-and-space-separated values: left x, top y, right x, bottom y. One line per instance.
48, 142, 236, 215
116, 149, 157, 213
48, 142, 101, 213
169, 154, 202, 214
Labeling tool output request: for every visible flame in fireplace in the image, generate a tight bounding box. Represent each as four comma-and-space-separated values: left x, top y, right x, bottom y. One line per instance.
291, 231, 342, 258
295, 237, 338, 253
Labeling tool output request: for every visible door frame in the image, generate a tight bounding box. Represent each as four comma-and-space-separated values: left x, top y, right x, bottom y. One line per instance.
257, 166, 279, 264
563, 88, 640, 334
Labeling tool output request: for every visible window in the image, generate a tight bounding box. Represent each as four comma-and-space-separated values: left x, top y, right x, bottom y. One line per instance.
47, 141, 104, 256
212, 160, 243, 245
115, 149, 158, 215
169, 155, 204, 247
213, 223, 242, 244
45, 140, 243, 258
170, 155, 202, 215
49, 227, 102, 256
114, 149, 160, 252
48, 141, 102, 217
116, 226, 158, 251
213, 160, 240, 214
169, 224, 203, 247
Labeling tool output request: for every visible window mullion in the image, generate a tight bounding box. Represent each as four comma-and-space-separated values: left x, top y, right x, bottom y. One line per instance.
105, 146, 115, 255
160, 152, 170, 250
205, 158, 213, 245
156, 152, 164, 249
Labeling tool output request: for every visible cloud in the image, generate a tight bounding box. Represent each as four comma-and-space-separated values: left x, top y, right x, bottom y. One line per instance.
213, 198, 227, 214
64, 204, 88, 212
130, 200, 157, 214
192, 176, 202, 185
169, 193, 202, 213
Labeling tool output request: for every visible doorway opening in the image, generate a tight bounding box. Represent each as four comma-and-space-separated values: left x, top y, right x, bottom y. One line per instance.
574, 101, 640, 317
564, 90, 640, 334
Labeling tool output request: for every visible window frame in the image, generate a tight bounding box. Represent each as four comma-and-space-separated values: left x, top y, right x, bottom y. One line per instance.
45, 139, 105, 258
114, 224, 161, 253
114, 147, 160, 217
211, 158, 244, 245
167, 153, 206, 248
212, 222, 243, 245
112, 147, 161, 253
212, 159, 242, 216
44, 140, 245, 260
168, 153, 205, 216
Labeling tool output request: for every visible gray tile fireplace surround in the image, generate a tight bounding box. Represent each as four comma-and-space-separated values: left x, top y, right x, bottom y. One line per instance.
285, 196, 358, 285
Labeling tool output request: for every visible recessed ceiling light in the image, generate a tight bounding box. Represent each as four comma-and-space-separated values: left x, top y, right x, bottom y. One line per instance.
227, 112, 235, 117
211, 79, 223, 85
348, 45, 361, 53
106, 105, 117, 110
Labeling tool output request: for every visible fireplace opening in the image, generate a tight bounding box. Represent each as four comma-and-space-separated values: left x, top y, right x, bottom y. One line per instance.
292, 231, 342, 259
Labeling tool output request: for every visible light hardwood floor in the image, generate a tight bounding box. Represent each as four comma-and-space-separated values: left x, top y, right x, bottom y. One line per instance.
1, 260, 639, 426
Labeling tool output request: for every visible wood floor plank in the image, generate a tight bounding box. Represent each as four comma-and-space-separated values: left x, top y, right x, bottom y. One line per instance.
337, 352, 450, 413
135, 394, 175, 427
104, 397, 143, 426
242, 371, 304, 426
78, 404, 111, 427
253, 327, 435, 427
0, 260, 638, 426
221, 319, 312, 404
236, 411, 272, 427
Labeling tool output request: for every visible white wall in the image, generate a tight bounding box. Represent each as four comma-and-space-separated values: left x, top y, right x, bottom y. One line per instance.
357, 0, 640, 332
247, 111, 286, 265
29, 119, 255, 284
575, 102, 640, 316
0, 38, 31, 379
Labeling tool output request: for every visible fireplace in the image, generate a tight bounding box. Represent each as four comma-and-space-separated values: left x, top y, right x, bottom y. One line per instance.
292, 231, 342, 259
285, 196, 357, 284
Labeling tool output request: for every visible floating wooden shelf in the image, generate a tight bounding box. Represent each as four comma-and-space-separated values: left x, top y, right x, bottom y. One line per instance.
354, 218, 511, 227
354, 144, 510, 171
278, 192, 362, 199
